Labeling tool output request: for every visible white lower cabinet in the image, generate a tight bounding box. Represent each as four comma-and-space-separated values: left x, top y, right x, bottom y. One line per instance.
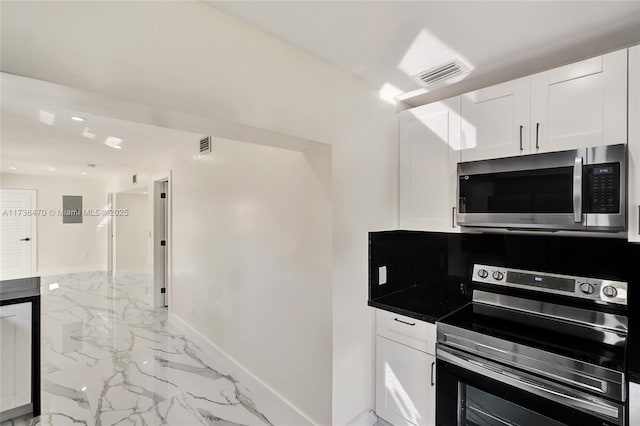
630, 382, 640, 426
0, 302, 32, 415
375, 310, 436, 426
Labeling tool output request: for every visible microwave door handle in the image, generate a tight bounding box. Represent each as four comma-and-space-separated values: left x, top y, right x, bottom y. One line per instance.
573, 157, 583, 223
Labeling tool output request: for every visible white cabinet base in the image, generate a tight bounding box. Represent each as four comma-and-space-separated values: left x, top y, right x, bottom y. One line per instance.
375, 336, 436, 426
0, 302, 32, 416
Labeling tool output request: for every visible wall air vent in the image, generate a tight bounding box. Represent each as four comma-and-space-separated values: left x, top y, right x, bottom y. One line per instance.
199, 136, 212, 155
412, 59, 469, 88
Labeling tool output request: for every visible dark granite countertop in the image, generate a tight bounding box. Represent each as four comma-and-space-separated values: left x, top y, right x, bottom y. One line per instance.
368, 285, 468, 324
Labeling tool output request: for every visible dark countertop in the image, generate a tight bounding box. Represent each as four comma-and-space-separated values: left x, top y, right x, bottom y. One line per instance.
629, 371, 640, 384
0, 277, 40, 302
368, 285, 468, 324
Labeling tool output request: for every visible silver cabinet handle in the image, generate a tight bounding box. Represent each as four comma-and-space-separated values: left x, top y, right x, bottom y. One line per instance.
535, 122, 540, 149
519, 125, 524, 151
430, 361, 435, 386
451, 207, 456, 228
573, 157, 583, 223
393, 318, 415, 326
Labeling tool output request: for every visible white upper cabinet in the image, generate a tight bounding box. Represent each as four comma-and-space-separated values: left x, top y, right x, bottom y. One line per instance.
458, 49, 628, 163
399, 97, 461, 232
628, 45, 640, 243
531, 49, 628, 153
461, 77, 530, 162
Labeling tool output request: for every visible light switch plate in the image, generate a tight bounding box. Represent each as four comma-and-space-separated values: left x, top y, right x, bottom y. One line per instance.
379, 266, 387, 285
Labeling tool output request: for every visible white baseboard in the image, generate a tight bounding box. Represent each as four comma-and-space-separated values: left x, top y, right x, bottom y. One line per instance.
346, 409, 378, 426
169, 312, 315, 426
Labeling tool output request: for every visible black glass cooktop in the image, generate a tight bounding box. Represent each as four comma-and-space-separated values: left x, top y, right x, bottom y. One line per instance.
440, 302, 626, 372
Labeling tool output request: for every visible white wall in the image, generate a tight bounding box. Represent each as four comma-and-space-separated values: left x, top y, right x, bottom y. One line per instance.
0, 173, 107, 276
115, 192, 149, 272
1, 3, 396, 424
112, 137, 333, 424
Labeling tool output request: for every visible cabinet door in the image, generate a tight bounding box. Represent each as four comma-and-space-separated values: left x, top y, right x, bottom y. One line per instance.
0, 302, 32, 413
399, 97, 461, 232
630, 382, 640, 426
531, 49, 627, 153
629, 45, 640, 243
461, 77, 530, 162
375, 336, 435, 426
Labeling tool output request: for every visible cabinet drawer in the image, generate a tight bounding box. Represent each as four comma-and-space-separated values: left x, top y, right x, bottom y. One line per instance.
376, 309, 436, 355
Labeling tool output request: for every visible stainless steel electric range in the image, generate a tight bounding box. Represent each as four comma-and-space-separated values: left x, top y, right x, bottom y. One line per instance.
436, 264, 629, 426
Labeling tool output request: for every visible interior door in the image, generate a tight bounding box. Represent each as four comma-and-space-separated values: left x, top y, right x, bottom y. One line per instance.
0, 189, 37, 280
160, 181, 168, 307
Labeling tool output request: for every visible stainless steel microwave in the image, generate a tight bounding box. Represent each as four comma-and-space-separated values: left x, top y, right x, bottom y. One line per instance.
457, 144, 626, 231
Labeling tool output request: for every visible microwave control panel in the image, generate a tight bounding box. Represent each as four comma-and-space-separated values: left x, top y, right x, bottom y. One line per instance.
584, 163, 620, 213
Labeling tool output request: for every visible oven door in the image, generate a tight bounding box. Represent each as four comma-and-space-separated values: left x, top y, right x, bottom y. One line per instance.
436, 346, 625, 426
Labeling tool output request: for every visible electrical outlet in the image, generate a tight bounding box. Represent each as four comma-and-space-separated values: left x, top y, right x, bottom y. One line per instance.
379, 266, 387, 285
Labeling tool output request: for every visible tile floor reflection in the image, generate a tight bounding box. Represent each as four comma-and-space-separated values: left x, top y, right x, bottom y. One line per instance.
2, 272, 273, 426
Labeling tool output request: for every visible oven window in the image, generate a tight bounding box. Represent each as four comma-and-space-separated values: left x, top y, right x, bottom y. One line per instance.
460, 384, 565, 426
459, 167, 574, 214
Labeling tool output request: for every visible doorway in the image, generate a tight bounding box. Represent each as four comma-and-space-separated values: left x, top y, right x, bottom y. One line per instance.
0, 189, 37, 280
114, 188, 150, 302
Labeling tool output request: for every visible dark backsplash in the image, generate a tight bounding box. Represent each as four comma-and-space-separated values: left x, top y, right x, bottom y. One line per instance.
368, 230, 640, 377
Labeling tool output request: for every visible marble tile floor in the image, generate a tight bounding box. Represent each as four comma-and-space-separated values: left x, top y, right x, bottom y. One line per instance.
1, 272, 276, 426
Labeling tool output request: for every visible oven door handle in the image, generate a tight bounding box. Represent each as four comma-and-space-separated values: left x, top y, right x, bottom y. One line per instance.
573, 156, 583, 223
437, 346, 622, 423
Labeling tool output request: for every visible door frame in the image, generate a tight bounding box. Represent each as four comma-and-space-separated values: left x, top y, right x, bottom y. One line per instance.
0, 189, 37, 278
153, 175, 171, 309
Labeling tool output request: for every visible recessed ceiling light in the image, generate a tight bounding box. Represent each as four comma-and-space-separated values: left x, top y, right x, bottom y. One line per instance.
81, 172, 87, 175
70, 116, 85, 122
104, 136, 123, 149
82, 127, 96, 139
9, 166, 17, 170
38, 109, 55, 126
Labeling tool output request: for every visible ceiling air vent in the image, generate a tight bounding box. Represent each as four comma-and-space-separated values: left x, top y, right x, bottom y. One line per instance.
412, 59, 469, 88
199, 136, 212, 155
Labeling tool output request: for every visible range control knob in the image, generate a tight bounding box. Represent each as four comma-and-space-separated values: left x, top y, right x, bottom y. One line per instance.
477, 269, 489, 279
492, 271, 504, 281
579, 282, 594, 295
603, 286, 618, 298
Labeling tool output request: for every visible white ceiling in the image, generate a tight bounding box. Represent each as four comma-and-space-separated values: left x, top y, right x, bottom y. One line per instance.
2, 1, 639, 179
208, 1, 640, 106
1, 75, 203, 179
